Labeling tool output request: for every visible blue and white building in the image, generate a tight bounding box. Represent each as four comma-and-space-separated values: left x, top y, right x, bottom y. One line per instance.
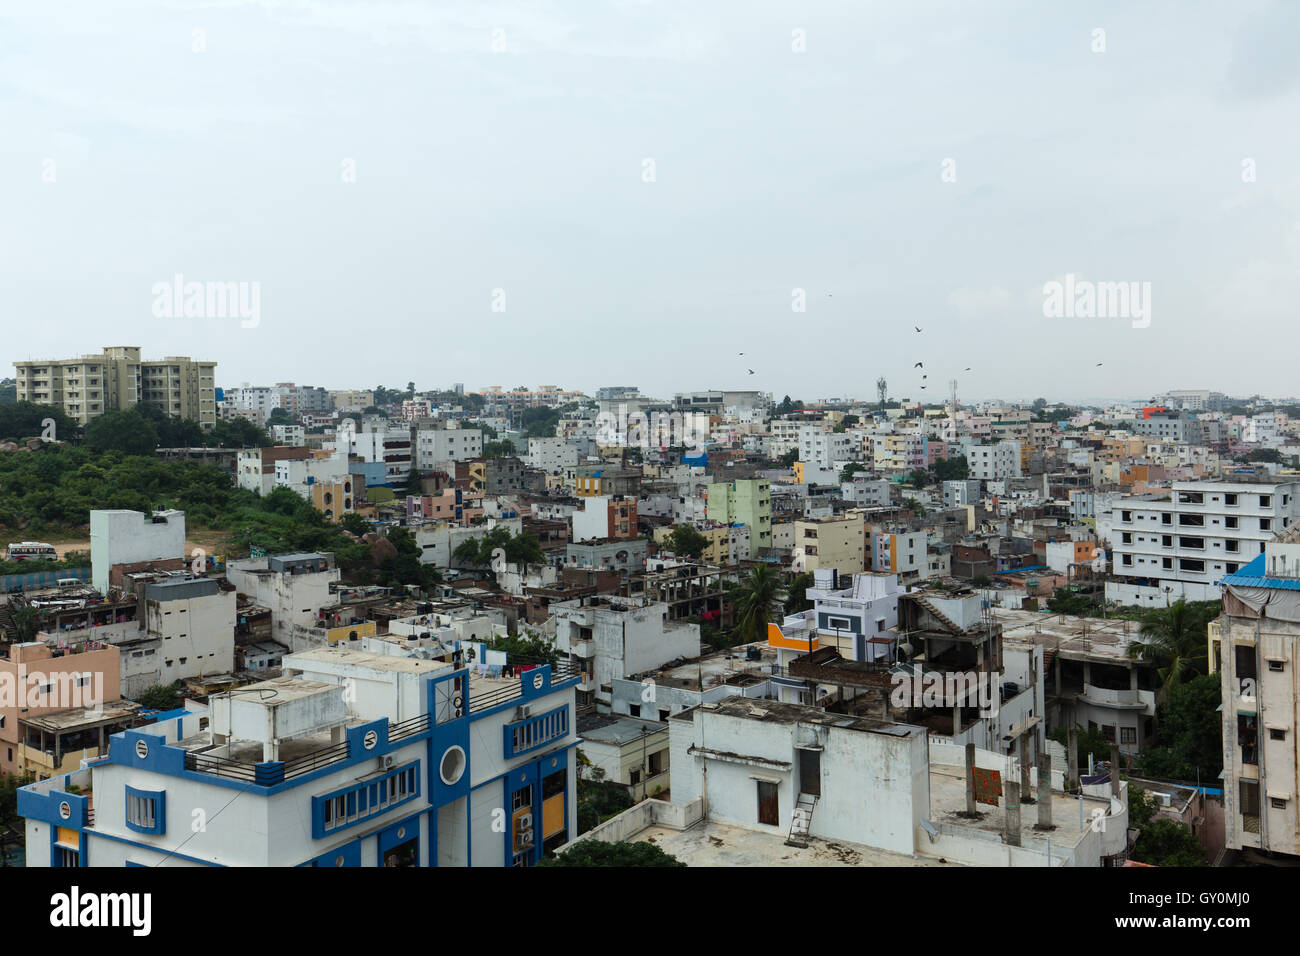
19, 645, 581, 867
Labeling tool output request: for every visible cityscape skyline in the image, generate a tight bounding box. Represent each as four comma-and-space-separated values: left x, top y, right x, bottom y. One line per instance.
5, 1, 1300, 400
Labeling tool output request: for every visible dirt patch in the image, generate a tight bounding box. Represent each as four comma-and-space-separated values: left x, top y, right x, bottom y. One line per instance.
820, 842, 862, 865
40, 533, 235, 563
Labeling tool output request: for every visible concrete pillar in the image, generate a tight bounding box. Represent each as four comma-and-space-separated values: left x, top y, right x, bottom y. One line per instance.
1037, 752, 1053, 829
1067, 726, 1079, 789
1004, 780, 1022, 846
952, 705, 961, 737
1019, 735, 1031, 795
1110, 743, 1121, 798
965, 742, 976, 815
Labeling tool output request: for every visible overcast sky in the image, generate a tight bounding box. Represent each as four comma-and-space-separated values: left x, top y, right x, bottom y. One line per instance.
3, 0, 1298, 407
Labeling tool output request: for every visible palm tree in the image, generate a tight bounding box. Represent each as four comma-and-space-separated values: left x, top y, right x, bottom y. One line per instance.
783, 572, 815, 616
732, 563, 785, 645
1126, 600, 1212, 705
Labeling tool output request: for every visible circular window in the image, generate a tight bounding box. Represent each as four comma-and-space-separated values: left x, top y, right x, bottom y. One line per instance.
439, 745, 466, 785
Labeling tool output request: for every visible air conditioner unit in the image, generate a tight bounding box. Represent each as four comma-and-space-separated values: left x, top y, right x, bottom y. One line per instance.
516, 705, 532, 720
381, 755, 396, 770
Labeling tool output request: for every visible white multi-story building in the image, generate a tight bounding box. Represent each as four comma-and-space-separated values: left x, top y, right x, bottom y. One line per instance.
527, 436, 579, 474
1245, 413, 1283, 446
415, 427, 483, 473
90, 509, 187, 595
272, 424, 305, 446
336, 421, 412, 484
415, 517, 524, 568
226, 553, 341, 649
550, 596, 701, 711
943, 480, 982, 509
19, 645, 581, 867
141, 578, 236, 685
959, 440, 1022, 481
842, 477, 892, 507
274, 451, 351, 498
1106, 480, 1300, 605
799, 428, 856, 469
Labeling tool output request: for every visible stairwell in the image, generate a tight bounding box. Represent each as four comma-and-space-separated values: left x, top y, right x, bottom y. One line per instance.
913, 595, 965, 634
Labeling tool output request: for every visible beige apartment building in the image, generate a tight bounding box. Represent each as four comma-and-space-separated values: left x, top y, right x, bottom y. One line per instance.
792, 515, 866, 577
14, 346, 217, 429
1213, 527, 1300, 859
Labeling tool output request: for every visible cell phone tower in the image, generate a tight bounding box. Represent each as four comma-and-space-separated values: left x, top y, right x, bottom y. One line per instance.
877, 377, 887, 411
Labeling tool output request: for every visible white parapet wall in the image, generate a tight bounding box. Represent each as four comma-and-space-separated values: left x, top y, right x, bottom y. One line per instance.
556, 798, 704, 851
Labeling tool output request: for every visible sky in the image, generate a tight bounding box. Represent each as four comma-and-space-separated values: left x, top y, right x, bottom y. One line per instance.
3, 0, 1299, 407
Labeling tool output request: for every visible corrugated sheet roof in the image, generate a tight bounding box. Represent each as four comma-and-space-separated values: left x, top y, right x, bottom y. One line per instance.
1221, 553, 1300, 590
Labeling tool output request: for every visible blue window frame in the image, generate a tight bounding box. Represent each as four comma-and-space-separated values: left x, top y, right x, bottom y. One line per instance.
124, 786, 166, 835
503, 705, 569, 758
312, 762, 420, 839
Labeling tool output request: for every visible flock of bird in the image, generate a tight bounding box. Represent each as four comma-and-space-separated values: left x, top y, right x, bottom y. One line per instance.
740, 297, 1104, 393
911, 326, 966, 390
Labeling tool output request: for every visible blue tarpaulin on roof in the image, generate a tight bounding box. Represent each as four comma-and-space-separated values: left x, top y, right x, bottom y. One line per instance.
1221, 553, 1300, 590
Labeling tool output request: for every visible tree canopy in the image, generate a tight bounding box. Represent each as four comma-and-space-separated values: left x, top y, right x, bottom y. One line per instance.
537, 840, 686, 867
665, 524, 708, 559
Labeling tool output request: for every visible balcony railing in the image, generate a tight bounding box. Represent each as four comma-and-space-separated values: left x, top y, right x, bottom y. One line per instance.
1080, 683, 1144, 707
468, 659, 583, 712
185, 750, 260, 782
283, 741, 350, 780
388, 712, 432, 742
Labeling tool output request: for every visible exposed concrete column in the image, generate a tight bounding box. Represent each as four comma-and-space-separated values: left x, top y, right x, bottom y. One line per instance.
965, 742, 976, 815
1110, 743, 1121, 799
1037, 752, 1053, 829
1067, 725, 1079, 790
953, 705, 961, 737
1004, 780, 1022, 846
1129, 667, 1138, 692
1019, 735, 1031, 796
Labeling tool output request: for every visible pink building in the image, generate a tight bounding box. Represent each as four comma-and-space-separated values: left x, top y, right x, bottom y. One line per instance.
0, 641, 131, 779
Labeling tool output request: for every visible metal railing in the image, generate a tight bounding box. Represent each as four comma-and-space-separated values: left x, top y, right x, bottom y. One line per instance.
282, 740, 350, 780
467, 659, 583, 712
184, 751, 260, 782
388, 712, 432, 742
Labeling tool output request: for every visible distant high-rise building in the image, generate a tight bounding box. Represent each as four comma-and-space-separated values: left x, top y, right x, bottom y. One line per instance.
14, 346, 216, 429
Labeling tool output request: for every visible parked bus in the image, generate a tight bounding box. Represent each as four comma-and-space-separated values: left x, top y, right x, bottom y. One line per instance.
4, 542, 58, 562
